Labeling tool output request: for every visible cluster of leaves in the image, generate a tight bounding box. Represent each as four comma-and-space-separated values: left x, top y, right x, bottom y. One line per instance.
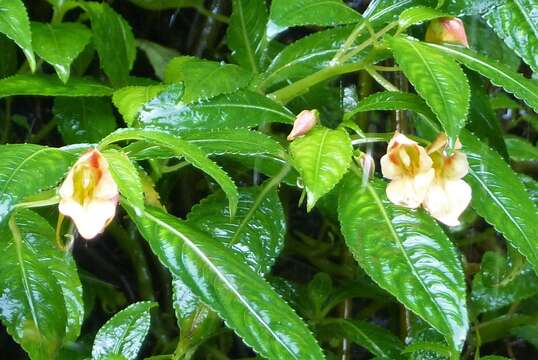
1, 0, 538, 359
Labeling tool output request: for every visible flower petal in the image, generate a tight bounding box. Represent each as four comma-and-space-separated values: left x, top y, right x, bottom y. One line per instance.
386, 170, 434, 209
381, 153, 403, 179
423, 179, 472, 226
444, 151, 469, 179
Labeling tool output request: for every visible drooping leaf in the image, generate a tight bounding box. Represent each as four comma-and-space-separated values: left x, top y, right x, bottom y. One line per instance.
164, 56, 252, 103
124, 204, 325, 360
84, 2, 136, 87
138, 85, 294, 131
0, 144, 75, 225
290, 127, 352, 211
505, 136, 538, 162
54, 97, 117, 144
422, 43, 538, 113
389, 36, 470, 150
227, 0, 268, 73
461, 130, 538, 276
100, 128, 238, 215
127, 0, 202, 10
112, 85, 168, 126
30, 22, 92, 83
0, 0, 35, 71
136, 39, 179, 81
0, 74, 113, 98
91, 301, 157, 360
338, 176, 469, 350
0, 211, 68, 359
269, 0, 362, 28
187, 186, 286, 275
482, 0, 538, 73
102, 149, 144, 213
317, 319, 405, 359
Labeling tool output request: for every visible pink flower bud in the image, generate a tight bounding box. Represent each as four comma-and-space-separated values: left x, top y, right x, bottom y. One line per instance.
425, 17, 469, 48
59, 148, 119, 239
287, 109, 319, 141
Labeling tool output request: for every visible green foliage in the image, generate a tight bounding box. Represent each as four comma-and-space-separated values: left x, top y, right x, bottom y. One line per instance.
0, 0, 35, 71
269, 0, 362, 28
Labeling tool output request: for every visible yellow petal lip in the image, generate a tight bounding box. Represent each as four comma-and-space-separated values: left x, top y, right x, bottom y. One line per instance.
59, 148, 119, 240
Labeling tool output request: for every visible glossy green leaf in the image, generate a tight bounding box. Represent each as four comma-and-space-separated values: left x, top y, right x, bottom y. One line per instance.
0, 211, 68, 359
124, 204, 325, 360
398, 6, 448, 29
112, 85, 167, 126
422, 43, 538, 113
0, 144, 75, 225
31, 22, 92, 83
54, 97, 117, 144
0, 74, 113, 98
227, 0, 268, 73
164, 56, 252, 103
136, 39, 179, 81
100, 128, 238, 215
505, 136, 538, 162
84, 2, 136, 87
187, 186, 286, 275
138, 85, 294, 131
466, 70, 508, 160
338, 177, 469, 350
269, 0, 361, 28
91, 301, 157, 360
102, 149, 144, 213
520, 174, 538, 204
0, 0, 35, 71
406, 317, 448, 360
317, 319, 405, 359
363, 0, 437, 24
290, 127, 352, 211
389, 36, 470, 150
127, 0, 202, 10
482, 0, 538, 73
461, 130, 538, 276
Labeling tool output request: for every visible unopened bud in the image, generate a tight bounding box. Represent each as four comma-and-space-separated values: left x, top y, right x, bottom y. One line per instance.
425, 17, 469, 48
287, 109, 319, 141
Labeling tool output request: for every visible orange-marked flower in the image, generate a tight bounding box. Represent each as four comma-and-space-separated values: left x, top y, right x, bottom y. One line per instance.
59, 148, 119, 239
423, 133, 472, 226
381, 132, 435, 208
425, 17, 469, 47
287, 109, 319, 141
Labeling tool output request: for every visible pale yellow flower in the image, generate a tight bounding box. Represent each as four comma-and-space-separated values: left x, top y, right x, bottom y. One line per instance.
381, 132, 435, 208
422, 134, 472, 226
287, 109, 319, 141
59, 148, 119, 239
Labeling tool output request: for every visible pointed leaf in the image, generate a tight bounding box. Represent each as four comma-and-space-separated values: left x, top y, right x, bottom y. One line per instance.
269, 0, 361, 28
112, 85, 168, 126
137, 39, 179, 80
31, 22, 92, 83
290, 127, 352, 211
389, 36, 470, 150
398, 6, 449, 29
91, 301, 156, 360
505, 136, 538, 162
124, 205, 325, 360
0, 0, 35, 71
338, 176, 469, 350
363, 0, 437, 24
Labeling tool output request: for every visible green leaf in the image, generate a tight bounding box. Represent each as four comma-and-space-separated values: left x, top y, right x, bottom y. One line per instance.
54, 97, 117, 144
227, 0, 268, 73
102, 149, 144, 213
0, 144, 75, 225
290, 127, 352, 211
480, 356, 511, 360
164, 56, 252, 103
92, 301, 157, 360
317, 319, 405, 359
0, 211, 68, 359
482, 0, 538, 73
505, 136, 538, 162
30, 22, 92, 83
461, 130, 538, 276
100, 128, 238, 215
138, 85, 294, 131
511, 325, 538, 348
520, 174, 538, 204
338, 177, 469, 350
0, 0, 35, 71
84, 2, 136, 87
112, 85, 167, 126
398, 6, 448, 29
127, 0, 202, 10
187, 186, 286, 275
422, 43, 538, 113
0, 74, 113, 98
124, 204, 325, 360
363, 0, 437, 24
136, 39, 179, 81
269, 0, 361, 28
389, 36, 470, 149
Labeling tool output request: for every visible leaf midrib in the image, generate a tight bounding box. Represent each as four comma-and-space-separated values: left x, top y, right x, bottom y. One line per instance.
0, 147, 49, 196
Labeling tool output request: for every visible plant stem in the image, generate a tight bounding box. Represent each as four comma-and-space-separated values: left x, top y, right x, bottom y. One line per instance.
365, 67, 400, 92
29, 119, 58, 143
195, 5, 230, 24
